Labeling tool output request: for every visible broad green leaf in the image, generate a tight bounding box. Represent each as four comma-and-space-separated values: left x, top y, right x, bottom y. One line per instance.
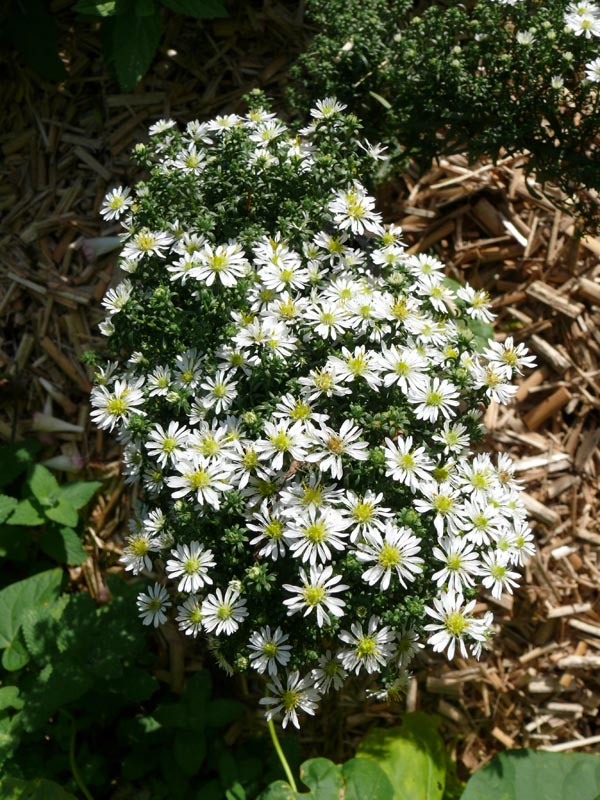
467, 318, 495, 352
2, 635, 29, 672
462, 749, 600, 800
356, 712, 446, 800
174, 727, 207, 776
0, 496, 17, 524
0, 687, 23, 712
0, 441, 40, 489
7, 500, 44, 527
112, 6, 161, 90
28, 464, 60, 506
0, 777, 77, 799
73, 0, 118, 15
205, 698, 244, 728
0, 569, 62, 649
58, 480, 101, 510
299, 758, 343, 796
160, 0, 228, 18
40, 527, 88, 565
44, 500, 79, 528
342, 758, 394, 800
258, 783, 297, 800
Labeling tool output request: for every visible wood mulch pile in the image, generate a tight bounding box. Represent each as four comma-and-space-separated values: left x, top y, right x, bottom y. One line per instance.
1, 1, 599, 775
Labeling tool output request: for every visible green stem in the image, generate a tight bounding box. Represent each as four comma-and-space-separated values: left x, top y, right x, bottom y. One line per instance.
66, 714, 95, 800
267, 717, 298, 792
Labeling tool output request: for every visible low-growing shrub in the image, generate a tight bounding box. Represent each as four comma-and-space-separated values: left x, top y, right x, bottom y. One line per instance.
289, 0, 600, 230
91, 95, 535, 730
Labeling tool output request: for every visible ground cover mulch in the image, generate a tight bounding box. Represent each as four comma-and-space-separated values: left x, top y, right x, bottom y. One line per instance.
1, 0, 599, 777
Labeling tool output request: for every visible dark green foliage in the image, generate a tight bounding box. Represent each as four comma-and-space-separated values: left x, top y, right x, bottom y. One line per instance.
2, 0, 228, 91
290, 0, 600, 230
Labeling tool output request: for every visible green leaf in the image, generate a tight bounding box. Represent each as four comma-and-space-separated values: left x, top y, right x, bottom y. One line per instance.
160, 0, 228, 18
28, 464, 60, 507
342, 758, 394, 800
174, 727, 207, 776
0, 777, 77, 799
0, 496, 18, 524
0, 441, 40, 489
369, 91, 392, 110
7, 500, 44, 527
58, 481, 101, 510
44, 501, 79, 528
112, 5, 161, 90
205, 698, 244, 728
0, 569, 62, 650
0, 687, 23, 712
39, 527, 88, 565
74, 0, 118, 14
1, 635, 29, 672
136, 0, 157, 15
462, 749, 600, 800
299, 758, 343, 796
356, 712, 447, 800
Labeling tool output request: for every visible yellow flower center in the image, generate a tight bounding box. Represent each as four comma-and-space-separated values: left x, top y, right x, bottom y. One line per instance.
378, 543, 401, 569
303, 586, 326, 606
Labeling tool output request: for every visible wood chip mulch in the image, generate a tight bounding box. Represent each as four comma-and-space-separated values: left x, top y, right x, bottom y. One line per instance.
1, 4, 599, 774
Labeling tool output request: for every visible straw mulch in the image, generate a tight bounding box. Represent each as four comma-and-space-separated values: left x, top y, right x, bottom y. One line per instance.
1, 1, 599, 775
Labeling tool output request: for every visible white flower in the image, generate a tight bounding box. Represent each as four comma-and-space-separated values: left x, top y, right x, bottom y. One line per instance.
311, 650, 348, 693
395, 627, 424, 668
165, 541, 216, 593
432, 537, 481, 593
283, 564, 348, 627
176, 595, 204, 636
121, 229, 174, 261
189, 242, 249, 287
272, 393, 328, 425
470, 362, 517, 404
375, 345, 428, 393
338, 616, 396, 674
585, 56, 600, 81
329, 183, 384, 236
101, 186, 133, 221
482, 337, 536, 375
120, 530, 160, 574
339, 489, 393, 542
199, 370, 239, 414
305, 419, 369, 479
147, 366, 173, 397
298, 365, 352, 402
148, 118, 177, 135
145, 421, 189, 466
425, 590, 486, 660
383, 435, 435, 492
259, 670, 320, 729
356, 523, 424, 590
326, 346, 381, 389
480, 550, 521, 599
247, 500, 287, 560
432, 421, 470, 455
255, 419, 310, 471
248, 626, 292, 675
175, 349, 205, 391
310, 97, 347, 119
408, 377, 460, 422
166, 454, 232, 508
90, 378, 145, 432
456, 284, 495, 323
171, 144, 207, 174
137, 582, 171, 627
201, 586, 248, 635
565, 7, 600, 37
304, 301, 350, 340
285, 506, 351, 565
413, 481, 464, 537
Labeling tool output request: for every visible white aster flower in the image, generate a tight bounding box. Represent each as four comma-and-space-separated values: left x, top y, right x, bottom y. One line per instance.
145, 421, 189, 466
101, 186, 133, 221
305, 419, 369, 479
199, 370, 239, 415
166, 454, 232, 508
189, 242, 249, 287
356, 523, 424, 590
201, 586, 248, 636
137, 582, 171, 627
424, 590, 486, 660
248, 626, 292, 676
311, 650, 348, 693
310, 97, 347, 119
326, 345, 381, 389
120, 530, 160, 574
339, 489, 393, 542
255, 419, 310, 471
121, 229, 174, 262
383, 435, 435, 492
247, 500, 287, 560
165, 541, 216, 592
285, 506, 351, 565
176, 595, 204, 636
480, 550, 521, 599
432, 537, 481, 593
283, 564, 348, 627
409, 377, 460, 422
585, 56, 600, 81
259, 670, 320, 729
329, 182, 384, 236
338, 616, 396, 675
298, 365, 352, 402
90, 378, 145, 432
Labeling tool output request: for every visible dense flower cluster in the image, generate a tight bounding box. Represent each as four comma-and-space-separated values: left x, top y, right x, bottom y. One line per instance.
92, 100, 535, 728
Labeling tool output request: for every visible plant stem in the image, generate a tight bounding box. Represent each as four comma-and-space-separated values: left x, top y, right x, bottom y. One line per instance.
67, 715, 95, 800
267, 717, 298, 792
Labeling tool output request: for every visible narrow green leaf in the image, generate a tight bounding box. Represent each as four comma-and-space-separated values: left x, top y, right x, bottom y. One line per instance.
369, 91, 392, 110
7, 500, 44, 527
160, 0, 228, 18
58, 480, 101, 510
0, 569, 62, 649
73, 0, 118, 15
39, 527, 88, 565
112, 6, 161, 90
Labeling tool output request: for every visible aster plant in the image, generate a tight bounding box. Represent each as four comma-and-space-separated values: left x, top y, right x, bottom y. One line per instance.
92, 96, 536, 731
